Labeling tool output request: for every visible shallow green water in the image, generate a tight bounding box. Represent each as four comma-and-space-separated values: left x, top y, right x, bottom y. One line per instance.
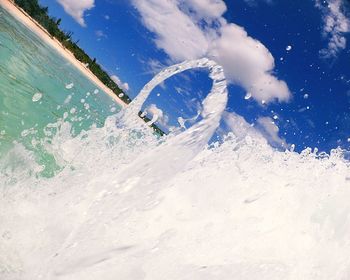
0, 6, 121, 177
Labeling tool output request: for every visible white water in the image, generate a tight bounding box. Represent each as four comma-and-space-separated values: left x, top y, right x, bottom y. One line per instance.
1, 59, 350, 280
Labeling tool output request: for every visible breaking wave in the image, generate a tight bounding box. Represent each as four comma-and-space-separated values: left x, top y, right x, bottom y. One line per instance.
1, 59, 350, 280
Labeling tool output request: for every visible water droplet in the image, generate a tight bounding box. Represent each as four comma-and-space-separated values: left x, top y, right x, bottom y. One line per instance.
244, 92, 252, 100
32, 92, 42, 102
65, 83, 74, 89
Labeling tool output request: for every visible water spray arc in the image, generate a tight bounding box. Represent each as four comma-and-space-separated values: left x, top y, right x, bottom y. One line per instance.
45, 58, 228, 278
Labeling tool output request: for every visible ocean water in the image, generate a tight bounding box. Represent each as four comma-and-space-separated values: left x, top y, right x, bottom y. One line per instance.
0, 6, 120, 177
1, 5, 350, 280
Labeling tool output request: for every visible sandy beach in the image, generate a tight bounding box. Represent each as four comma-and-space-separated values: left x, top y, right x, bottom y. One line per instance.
0, 0, 126, 107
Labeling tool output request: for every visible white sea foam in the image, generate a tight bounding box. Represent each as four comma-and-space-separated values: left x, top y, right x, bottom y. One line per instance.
1, 59, 350, 280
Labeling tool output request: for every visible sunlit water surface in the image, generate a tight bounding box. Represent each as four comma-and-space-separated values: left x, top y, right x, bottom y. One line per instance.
1, 5, 350, 280
0, 6, 120, 177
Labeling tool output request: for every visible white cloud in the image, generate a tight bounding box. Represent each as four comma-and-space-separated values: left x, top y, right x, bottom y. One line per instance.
145, 104, 169, 126
256, 117, 287, 148
111, 75, 130, 91
132, 0, 291, 103
221, 111, 260, 140
315, 0, 350, 58
210, 23, 290, 102
146, 59, 167, 75
221, 112, 288, 149
57, 0, 94, 27
133, 0, 209, 61
243, 0, 273, 7
181, 0, 227, 21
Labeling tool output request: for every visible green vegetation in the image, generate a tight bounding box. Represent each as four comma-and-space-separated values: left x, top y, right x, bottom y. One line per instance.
13, 0, 131, 104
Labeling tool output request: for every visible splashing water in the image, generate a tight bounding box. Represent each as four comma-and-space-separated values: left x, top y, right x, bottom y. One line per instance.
1, 58, 350, 280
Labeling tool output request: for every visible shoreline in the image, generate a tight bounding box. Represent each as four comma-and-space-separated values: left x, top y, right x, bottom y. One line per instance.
0, 0, 126, 107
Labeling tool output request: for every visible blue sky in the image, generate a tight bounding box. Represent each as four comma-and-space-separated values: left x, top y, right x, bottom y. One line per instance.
39, 0, 350, 153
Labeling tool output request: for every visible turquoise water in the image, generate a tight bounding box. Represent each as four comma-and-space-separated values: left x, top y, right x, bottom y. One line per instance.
0, 6, 121, 177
